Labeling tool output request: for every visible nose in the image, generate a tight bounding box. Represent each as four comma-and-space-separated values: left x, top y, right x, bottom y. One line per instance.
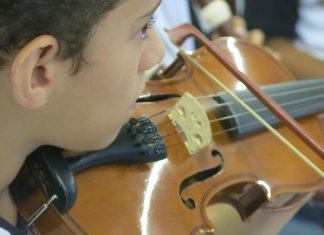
138, 29, 165, 71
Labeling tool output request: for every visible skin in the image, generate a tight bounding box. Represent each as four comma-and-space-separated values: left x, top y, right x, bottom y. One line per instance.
0, 0, 164, 225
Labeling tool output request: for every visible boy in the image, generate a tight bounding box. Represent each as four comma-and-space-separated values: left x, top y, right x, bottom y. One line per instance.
0, 0, 164, 233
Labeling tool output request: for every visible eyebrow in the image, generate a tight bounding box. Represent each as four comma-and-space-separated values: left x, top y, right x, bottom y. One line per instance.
139, 0, 162, 19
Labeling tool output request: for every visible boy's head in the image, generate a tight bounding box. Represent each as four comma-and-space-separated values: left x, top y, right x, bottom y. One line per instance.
0, 0, 164, 152
0, 1, 120, 73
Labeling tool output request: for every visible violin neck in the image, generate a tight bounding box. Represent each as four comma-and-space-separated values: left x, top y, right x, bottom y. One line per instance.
213, 78, 324, 138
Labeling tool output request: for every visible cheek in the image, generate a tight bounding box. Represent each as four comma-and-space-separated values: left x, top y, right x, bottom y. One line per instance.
99, 54, 142, 96
58, 48, 144, 149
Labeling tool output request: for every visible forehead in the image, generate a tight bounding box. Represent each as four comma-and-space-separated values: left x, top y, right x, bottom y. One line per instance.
80, 0, 162, 55
93, 0, 162, 34
110, 0, 162, 17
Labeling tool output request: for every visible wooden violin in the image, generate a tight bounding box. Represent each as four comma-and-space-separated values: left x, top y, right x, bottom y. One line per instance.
11, 24, 324, 234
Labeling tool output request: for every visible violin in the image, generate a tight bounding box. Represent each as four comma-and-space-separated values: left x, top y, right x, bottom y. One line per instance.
11, 24, 324, 234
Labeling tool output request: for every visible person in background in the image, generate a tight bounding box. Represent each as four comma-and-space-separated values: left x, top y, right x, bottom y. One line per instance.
152, 0, 195, 66
243, 0, 324, 79
152, 0, 273, 69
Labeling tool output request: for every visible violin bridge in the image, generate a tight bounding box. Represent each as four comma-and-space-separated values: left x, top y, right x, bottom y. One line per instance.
168, 92, 212, 155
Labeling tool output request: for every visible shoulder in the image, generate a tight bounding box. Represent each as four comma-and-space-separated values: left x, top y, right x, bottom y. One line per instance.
244, 0, 299, 38
0, 217, 27, 235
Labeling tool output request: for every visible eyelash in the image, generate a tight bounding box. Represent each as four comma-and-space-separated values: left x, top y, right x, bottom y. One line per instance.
139, 15, 157, 39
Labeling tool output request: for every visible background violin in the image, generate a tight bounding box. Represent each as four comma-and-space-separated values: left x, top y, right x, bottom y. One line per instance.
12, 24, 323, 234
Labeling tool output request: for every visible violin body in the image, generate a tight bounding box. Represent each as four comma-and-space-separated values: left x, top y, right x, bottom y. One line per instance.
13, 36, 324, 234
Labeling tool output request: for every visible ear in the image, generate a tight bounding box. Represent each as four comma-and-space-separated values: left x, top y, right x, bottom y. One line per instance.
10, 35, 59, 109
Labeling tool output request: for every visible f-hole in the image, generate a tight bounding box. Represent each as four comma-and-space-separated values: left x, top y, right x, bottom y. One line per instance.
179, 149, 224, 209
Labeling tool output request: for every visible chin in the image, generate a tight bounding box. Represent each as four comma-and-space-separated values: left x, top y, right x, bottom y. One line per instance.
91, 127, 122, 151
83, 115, 130, 151
59, 129, 120, 153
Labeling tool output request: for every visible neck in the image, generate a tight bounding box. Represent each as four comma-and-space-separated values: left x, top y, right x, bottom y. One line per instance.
0, 70, 41, 225
0, 118, 39, 184
0, 109, 40, 226
0, 188, 17, 226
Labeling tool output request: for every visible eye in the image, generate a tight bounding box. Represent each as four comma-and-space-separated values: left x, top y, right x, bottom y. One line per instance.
139, 15, 157, 39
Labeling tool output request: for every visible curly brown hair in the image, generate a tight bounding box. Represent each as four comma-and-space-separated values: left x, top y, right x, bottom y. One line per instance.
0, 0, 120, 73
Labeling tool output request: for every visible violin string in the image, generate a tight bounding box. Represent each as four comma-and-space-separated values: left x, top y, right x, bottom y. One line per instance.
161, 130, 179, 139
162, 102, 320, 151
152, 92, 324, 130
210, 103, 314, 137
154, 94, 324, 146
194, 83, 324, 104
162, 104, 318, 155
208, 93, 324, 124
200, 88, 324, 112
155, 119, 173, 127
162, 101, 322, 154
148, 108, 169, 119
186, 91, 324, 126
147, 84, 324, 127
161, 100, 322, 141
165, 142, 184, 150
